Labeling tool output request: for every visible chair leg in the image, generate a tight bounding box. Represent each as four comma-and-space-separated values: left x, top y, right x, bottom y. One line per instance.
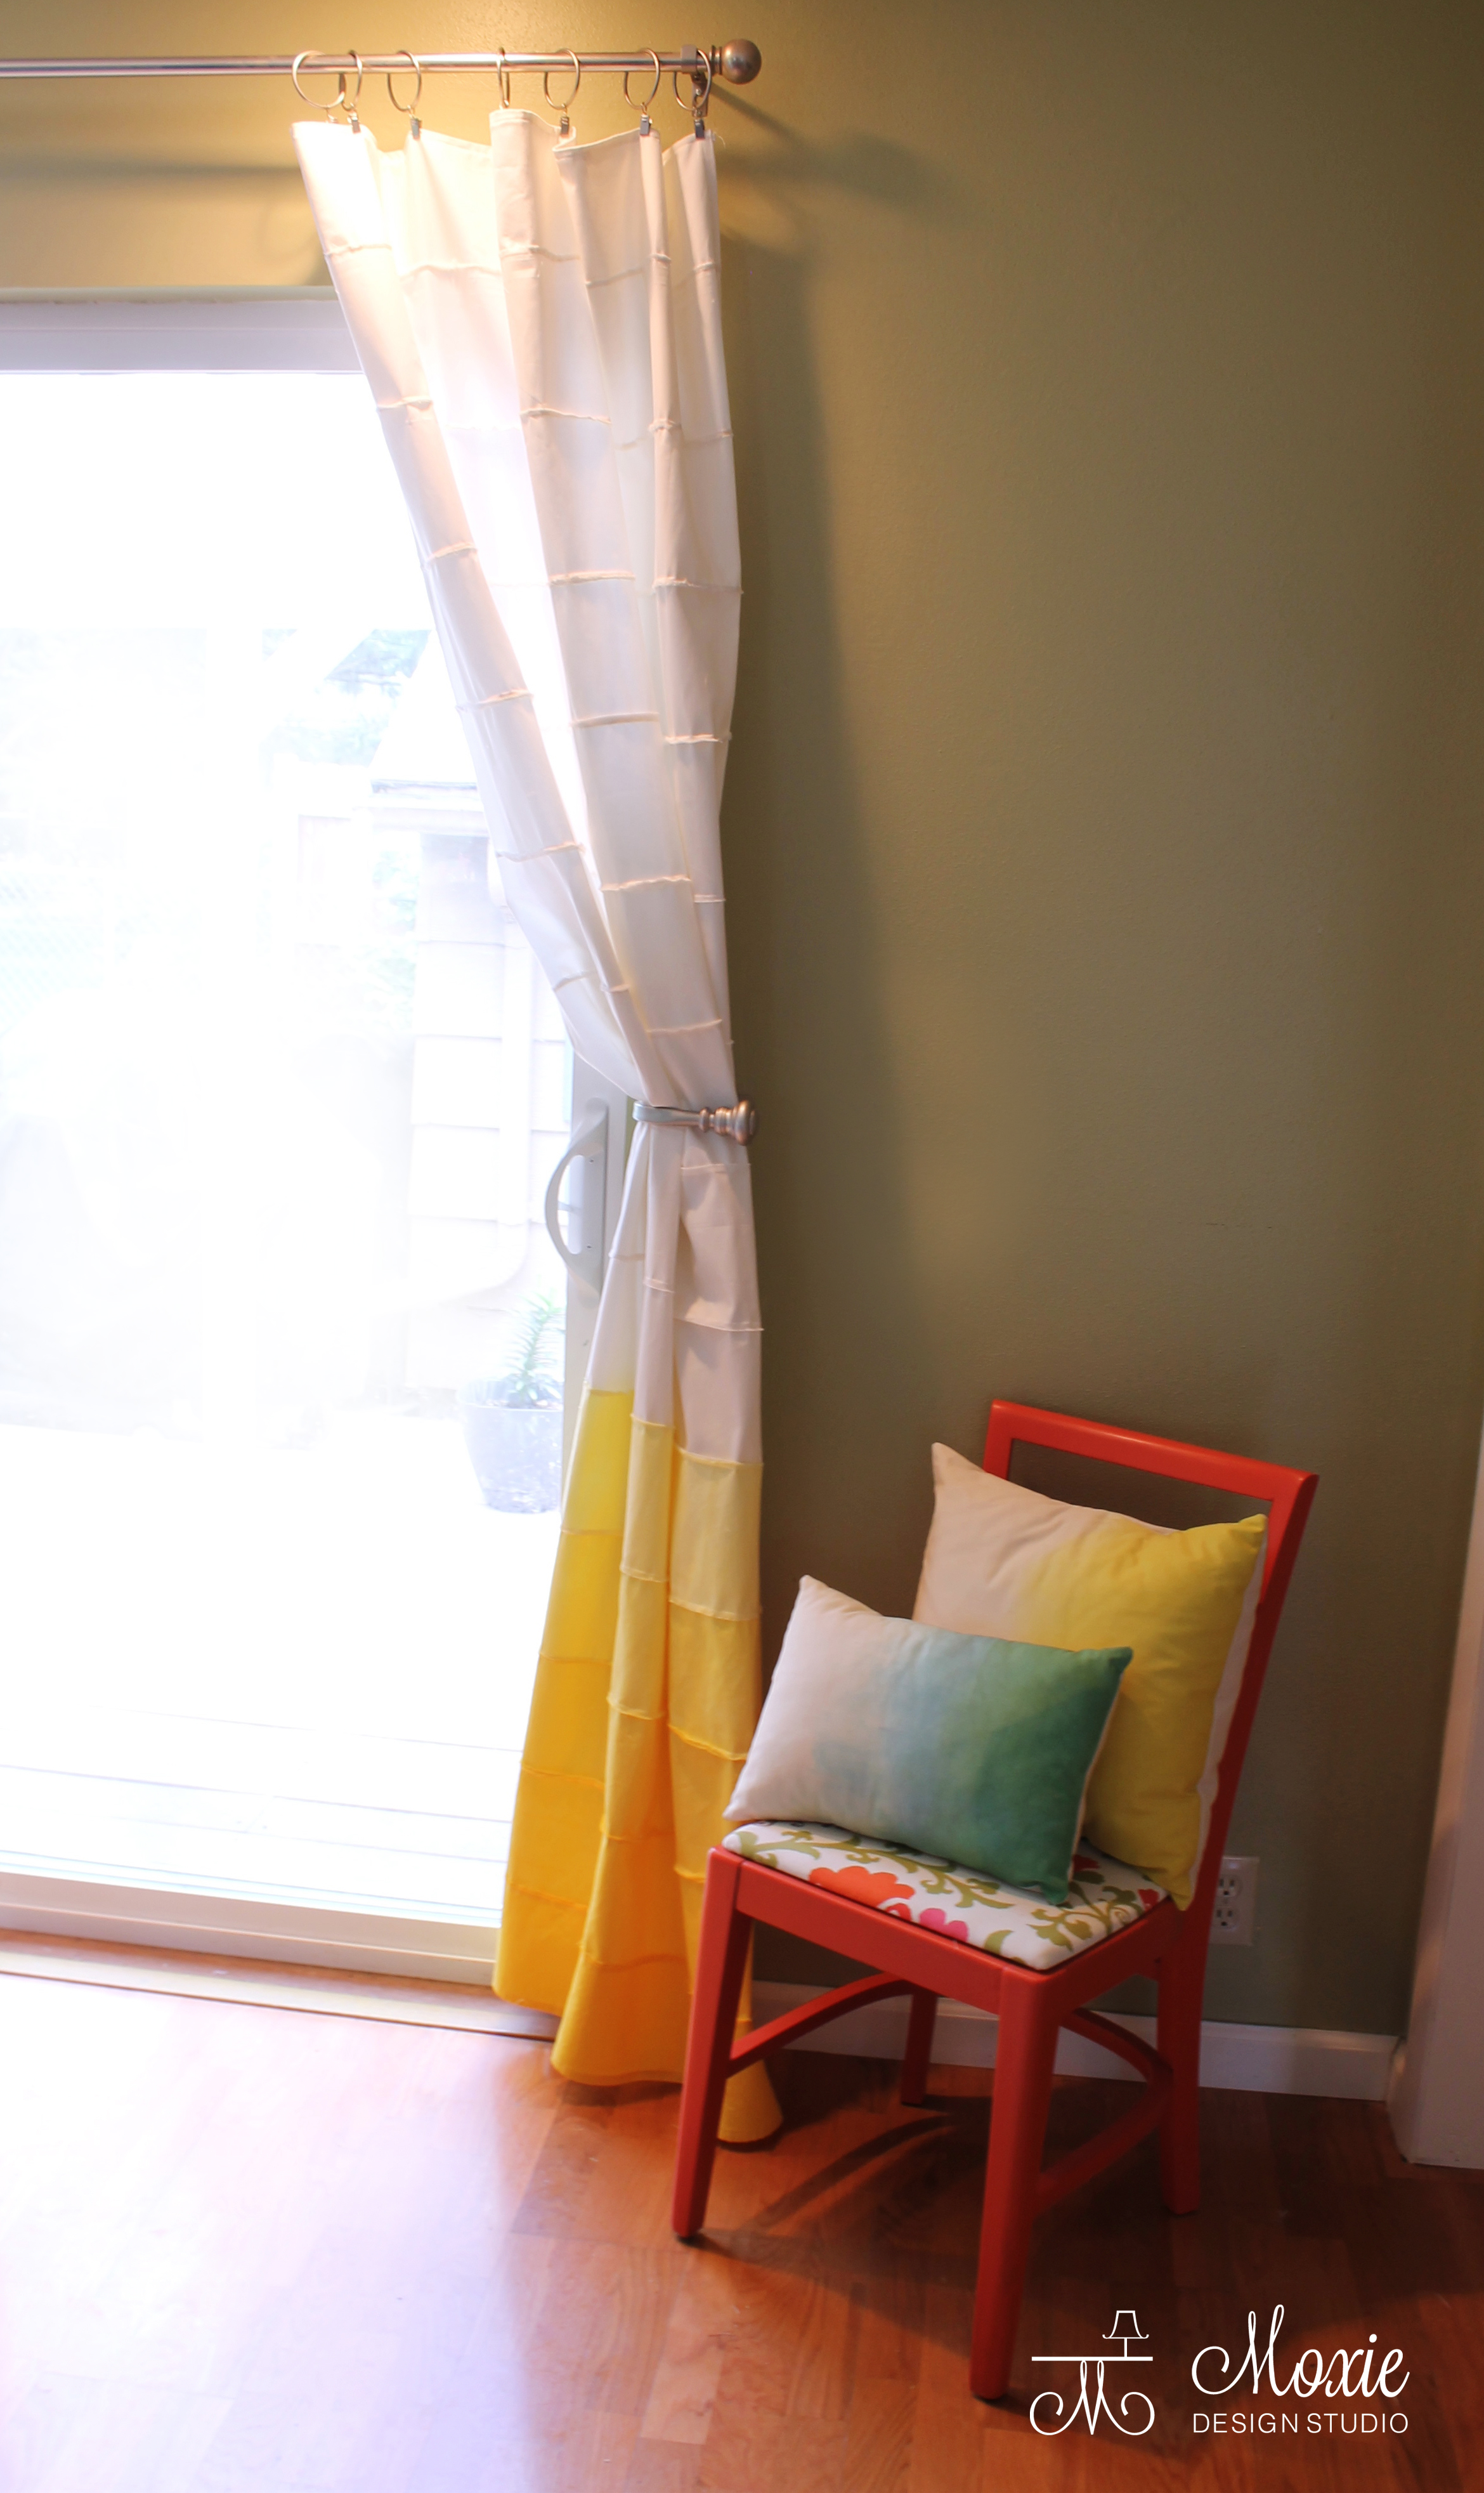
899, 1988, 937, 2105
1157, 1942, 1204, 2215
672, 1850, 753, 2239
969, 1987, 1059, 2402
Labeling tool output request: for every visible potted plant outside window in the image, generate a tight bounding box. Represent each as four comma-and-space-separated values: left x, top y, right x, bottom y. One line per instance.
457, 1293, 564, 1513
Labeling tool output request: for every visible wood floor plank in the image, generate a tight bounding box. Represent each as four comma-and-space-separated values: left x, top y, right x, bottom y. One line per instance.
840, 2374, 917, 2493
566, 2084, 691, 2249
695, 2408, 847, 2493
702, 2251, 856, 2427
622, 2441, 705, 2493
902, 2285, 987, 2491
4, 2376, 232, 2493
637, 2253, 738, 2445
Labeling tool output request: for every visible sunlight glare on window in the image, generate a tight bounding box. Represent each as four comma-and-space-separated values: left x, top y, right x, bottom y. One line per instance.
0, 368, 568, 1928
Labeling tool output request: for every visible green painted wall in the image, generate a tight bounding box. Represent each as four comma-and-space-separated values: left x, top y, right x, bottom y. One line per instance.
5, 0, 1482, 2035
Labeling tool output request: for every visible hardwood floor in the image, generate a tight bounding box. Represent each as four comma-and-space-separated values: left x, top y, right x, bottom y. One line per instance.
0, 1965, 1479, 2491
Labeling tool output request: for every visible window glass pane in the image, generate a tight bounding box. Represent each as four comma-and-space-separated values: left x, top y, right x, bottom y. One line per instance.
0, 370, 566, 1930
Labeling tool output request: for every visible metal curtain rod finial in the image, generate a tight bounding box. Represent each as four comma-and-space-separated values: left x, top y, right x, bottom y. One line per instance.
0, 41, 763, 86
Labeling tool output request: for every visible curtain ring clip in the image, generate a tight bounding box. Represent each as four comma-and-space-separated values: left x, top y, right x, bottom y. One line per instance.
674, 44, 712, 139
624, 48, 661, 136
543, 49, 580, 139
337, 52, 364, 131
386, 49, 422, 138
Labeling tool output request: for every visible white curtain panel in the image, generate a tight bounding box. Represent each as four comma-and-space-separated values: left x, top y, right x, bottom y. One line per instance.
294, 101, 758, 1453
296, 115, 772, 2121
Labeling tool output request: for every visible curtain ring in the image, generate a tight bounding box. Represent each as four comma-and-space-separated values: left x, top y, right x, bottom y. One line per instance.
543, 48, 580, 138
340, 53, 364, 132
674, 44, 712, 138
292, 50, 349, 121
623, 49, 661, 135
495, 49, 513, 111
386, 49, 423, 138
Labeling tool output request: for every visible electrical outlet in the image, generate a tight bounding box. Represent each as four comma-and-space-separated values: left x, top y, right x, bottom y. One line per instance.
1211, 1855, 1258, 1946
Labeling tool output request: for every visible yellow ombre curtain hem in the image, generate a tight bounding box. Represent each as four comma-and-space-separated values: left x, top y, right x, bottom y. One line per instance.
496, 1389, 780, 2144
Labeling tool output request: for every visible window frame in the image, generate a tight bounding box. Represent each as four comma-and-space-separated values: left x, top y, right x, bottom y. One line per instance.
0, 288, 363, 372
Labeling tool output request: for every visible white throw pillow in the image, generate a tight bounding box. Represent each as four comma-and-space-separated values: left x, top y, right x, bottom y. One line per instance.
726, 1575, 1133, 1901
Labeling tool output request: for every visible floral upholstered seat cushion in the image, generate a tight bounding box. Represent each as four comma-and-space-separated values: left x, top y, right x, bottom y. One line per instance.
721, 1822, 1166, 1972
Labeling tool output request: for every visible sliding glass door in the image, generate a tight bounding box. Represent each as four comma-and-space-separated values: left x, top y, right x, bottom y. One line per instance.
0, 302, 618, 1977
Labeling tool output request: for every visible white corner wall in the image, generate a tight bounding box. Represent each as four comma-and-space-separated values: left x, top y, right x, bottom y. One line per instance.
1389, 1431, 1484, 2166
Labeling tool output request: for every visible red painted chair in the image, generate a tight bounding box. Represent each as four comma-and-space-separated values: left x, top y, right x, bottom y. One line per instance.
672, 1401, 1317, 2401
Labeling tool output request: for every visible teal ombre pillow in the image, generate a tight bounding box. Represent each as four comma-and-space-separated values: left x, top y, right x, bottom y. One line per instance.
724, 1578, 1132, 1904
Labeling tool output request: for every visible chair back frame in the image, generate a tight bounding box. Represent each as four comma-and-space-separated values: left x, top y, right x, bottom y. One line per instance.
983, 1401, 1318, 1958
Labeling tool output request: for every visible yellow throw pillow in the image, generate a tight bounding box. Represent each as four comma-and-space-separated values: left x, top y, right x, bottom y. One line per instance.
913, 1446, 1266, 1909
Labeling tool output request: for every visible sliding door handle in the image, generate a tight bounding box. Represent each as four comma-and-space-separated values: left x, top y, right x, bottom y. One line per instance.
543, 1102, 609, 1293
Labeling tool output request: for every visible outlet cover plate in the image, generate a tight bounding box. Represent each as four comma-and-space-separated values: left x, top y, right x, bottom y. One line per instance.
1211, 1855, 1257, 1946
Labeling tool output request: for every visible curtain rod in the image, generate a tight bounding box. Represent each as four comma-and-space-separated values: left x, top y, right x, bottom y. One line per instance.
0, 43, 762, 85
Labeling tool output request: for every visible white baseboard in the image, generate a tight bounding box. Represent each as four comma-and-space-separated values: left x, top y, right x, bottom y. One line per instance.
752, 1981, 1398, 2103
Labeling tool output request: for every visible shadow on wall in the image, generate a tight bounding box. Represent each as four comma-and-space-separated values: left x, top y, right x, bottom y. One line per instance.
721, 221, 930, 1663
714, 90, 965, 225
718, 204, 927, 1994
717, 124, 964, 1991
716, 100, 970, 1665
